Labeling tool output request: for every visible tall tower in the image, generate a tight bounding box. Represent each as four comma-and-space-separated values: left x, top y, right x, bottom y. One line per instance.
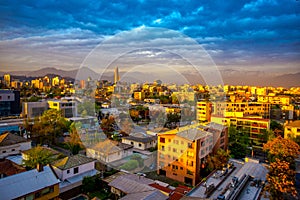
4, 74, 11, 87
114, 67, 120, 84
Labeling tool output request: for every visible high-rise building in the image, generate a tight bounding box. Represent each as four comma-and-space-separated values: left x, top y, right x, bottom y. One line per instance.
4, 74, 11, 87
114, 67, 120, 84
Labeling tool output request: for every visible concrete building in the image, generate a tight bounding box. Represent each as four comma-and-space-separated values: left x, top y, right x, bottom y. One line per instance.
0, 89, 21, 117
211, 115, 270, 149
48, 99, 77, 118
0, 133, 31, 159
22, 101, 48, 118
197, 101, 212, 123
212, 102, 270, 119
114, 67, 120, 84
157, 124, 228, 186
3, 74, 10, 87
284, 120, 300, 140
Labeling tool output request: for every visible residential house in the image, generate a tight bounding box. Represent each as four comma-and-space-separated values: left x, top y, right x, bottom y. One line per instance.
0, 158, 26, 178
86, 139, 133, 163
121, 133, 157, 150
0, 132, 31, 159
0, 165, 60, 200
51, 154, 98, 193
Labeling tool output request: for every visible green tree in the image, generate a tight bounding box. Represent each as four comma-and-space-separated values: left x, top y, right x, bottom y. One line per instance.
77, 101, 96, 116
22, 146, 55, 169
67, 122, 83, 155
31, 109, 69, 144
206, 149, 230, 171
228, 126, 250, 159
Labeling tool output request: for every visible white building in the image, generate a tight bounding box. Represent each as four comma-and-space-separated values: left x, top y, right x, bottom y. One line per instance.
86, 140, 133, 163
51, 154, 98, 193
122, 134, 157, 150
0, 133, 31, 159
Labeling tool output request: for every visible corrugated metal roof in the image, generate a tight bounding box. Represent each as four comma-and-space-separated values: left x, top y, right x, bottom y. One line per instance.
109, 176, 155, 194
0, 166, 60, 200
119, 190, 168, 200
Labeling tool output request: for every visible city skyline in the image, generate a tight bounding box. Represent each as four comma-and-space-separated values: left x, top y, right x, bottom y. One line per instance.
0, 0, 299, 85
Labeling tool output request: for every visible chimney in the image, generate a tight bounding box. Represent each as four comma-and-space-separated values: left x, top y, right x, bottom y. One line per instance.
37, 163, 44, 172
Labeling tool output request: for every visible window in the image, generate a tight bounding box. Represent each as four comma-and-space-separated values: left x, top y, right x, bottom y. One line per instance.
12, 149, 15, 152
25, 194, 34, 200
67, 169, 70, 174
187, 143, 193, 149
168, 139, 171, 142
168, 147, 171, 151
131, 142, 134, 145
73, 167, 79, 174
161, 145, 165, 151
173, 148, 177, 153
7, 96, 10, 99
53, 103, 58, 106
2, 151, 6, 153
160, 137, 165, 143
139, 143, 142, 147
180, 167, 183, 170
181, 141, 184, 145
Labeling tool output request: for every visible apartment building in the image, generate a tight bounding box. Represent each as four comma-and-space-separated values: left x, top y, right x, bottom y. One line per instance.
197, 101, 212, 123
212, 102, 270, 118
211, 116, 270, 149
157, 124, 228, 186
48, 99, 77, 118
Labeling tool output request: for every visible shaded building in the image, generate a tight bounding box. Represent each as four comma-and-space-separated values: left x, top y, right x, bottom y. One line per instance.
0, 89, 21, 116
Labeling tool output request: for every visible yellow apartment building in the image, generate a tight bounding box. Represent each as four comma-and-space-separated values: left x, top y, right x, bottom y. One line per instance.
211, 115, 270, 149
212, 102, 270, 118
284, 120, 300, 139
197, 101, 212, 123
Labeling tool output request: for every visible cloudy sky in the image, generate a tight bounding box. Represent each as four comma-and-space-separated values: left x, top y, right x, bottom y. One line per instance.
0, 0, 299, 79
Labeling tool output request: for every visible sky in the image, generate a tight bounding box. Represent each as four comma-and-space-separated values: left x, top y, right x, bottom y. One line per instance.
0, 0, 299, 81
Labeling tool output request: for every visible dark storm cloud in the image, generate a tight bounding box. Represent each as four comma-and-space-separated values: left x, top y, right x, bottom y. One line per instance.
0, 0, 299, 72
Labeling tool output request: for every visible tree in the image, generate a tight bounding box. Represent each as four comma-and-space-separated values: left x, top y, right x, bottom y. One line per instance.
263, 136, 300, 164
67, 122, 83, 155
31, 109, 69, 144
77, 101, 96, 116
100, 115, 116, 136
206, 149, 230, 171
265, 158, 297, 199
263, 136, 300, 199
270, 120, 284, 137
228, 126, 250, 159
22, 146, 55, 169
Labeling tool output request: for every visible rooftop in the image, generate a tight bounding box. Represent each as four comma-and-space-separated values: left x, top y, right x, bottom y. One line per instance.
52, 154, 95, 170
0, 166, 59, 200
91, 140, 133, 155
177, 128, 211, 141
286, 120, 300, 127
0, 132, 29, 146
123, 134, 156, 143
0, 159, 26, 177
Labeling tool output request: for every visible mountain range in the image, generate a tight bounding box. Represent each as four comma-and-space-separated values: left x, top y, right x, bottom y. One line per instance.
0, 67, 299, 88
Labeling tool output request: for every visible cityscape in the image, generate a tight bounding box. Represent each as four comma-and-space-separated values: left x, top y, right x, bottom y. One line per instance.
0, 1, 300, 200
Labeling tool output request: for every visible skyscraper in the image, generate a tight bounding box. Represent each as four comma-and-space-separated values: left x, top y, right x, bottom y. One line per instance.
114, 67, 120, 84
4, 74, 11, 87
